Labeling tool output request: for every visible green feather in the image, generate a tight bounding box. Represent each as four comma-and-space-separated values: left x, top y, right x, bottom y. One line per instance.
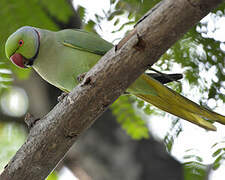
58, 29, 113, 56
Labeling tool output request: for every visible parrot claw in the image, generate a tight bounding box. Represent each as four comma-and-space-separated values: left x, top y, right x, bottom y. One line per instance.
57, 92, 74, 104
77, 72, 87, 83
67, 96, 74, 105
57, 92, 69, 102
24, 113, 40, 130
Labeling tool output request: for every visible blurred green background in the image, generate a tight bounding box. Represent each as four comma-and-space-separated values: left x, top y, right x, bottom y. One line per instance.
1, 0, 225, 179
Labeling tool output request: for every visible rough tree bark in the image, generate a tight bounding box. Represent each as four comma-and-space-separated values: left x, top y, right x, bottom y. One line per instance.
0, 0, 222, 179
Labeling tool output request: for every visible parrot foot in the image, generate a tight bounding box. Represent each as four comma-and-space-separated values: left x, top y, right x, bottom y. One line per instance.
67, 96, 74, 105
58, 92, 74, 104
24, 113, 40, 130
57, 92, 69, 102
77, 72, 87, 83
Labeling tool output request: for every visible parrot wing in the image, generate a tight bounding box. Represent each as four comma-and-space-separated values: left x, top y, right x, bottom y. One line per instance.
57, 29, 113, 56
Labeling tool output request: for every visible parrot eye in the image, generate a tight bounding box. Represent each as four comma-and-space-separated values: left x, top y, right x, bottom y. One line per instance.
18, 40, 24, 47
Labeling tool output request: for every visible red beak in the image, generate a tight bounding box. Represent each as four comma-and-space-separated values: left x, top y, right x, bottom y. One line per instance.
10, 53, 25, 68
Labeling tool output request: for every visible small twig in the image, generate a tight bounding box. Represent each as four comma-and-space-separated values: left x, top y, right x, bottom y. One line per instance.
24, 113, 40, 130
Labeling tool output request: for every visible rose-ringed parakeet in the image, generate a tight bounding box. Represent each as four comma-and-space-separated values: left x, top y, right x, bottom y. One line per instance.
5, 26, 225, 131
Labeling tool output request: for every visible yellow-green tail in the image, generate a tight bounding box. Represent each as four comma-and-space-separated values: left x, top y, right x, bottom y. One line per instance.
135, 74, 225, 131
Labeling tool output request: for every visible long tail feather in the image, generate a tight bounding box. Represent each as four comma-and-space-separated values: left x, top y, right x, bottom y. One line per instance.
135, 74, 225, 131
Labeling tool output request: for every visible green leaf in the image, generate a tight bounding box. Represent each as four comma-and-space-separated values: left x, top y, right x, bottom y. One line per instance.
83, 20, 97, 33
212, 148, 225, 157
111, 95, 149, 140
137, 99, 144, 108
114, 18, 120, 26
164, 119, 182, 153
108, 10, 125, 21
213, 152, 225, 170
183, 161, 208, 180
112, 21, 135, 33
208, 86, 217, 99
77, 6, 86, 20
143, 104, 153, 115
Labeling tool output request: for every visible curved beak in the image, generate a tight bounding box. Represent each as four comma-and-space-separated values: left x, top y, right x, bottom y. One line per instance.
10, 53, 28, 68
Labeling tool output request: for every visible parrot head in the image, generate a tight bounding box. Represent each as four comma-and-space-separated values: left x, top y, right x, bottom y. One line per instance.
5, 26, 40, 68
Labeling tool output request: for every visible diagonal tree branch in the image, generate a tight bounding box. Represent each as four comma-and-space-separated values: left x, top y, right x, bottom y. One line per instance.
0, 0, 222, 179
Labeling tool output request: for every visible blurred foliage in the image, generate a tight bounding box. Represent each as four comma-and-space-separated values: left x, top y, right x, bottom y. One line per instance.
211, 141, 225, 170
183, 161, 208, 180
0, 121, 58, 178
0, 122, 27, 172
164, 118, 182, 153
111, 95, 149, 139
109, 0, 161, 26
0, 62, 13, 90
183, 149, 208, 180
1, 0, 225, 179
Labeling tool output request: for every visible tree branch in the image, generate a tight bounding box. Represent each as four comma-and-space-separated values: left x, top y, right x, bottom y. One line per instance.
0, 0, 222, 179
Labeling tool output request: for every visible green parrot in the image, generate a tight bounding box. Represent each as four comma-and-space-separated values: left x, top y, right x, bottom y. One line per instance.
5, 26, 225, 131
